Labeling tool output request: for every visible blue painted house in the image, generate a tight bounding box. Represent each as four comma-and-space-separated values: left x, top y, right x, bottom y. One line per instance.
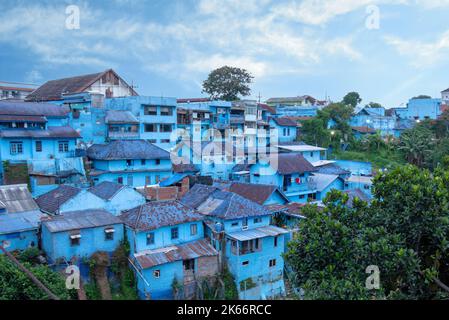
309, 173, 344, 201
269, 117, 298, 144
350, 106, 396, 137
87, 140, 172, 188
0, 184, 45, 253
181, 184, 287, 300
36, 181, 146, 216
120, 200, 219, 300
41, 209, 124, 263
344, 175, 374, 198
275, 142, 327, 163
250, 153, 318, 203
228, 182, 290, 206
395, 97, 442, 121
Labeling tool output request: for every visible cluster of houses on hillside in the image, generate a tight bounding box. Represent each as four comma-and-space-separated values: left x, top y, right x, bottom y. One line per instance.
0, 69, 446, 300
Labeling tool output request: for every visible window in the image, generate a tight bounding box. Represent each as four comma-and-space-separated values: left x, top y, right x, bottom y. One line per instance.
242, 218, 248, 228
10, 141, 23, 155
141, 160, 146, 166
35, 141, 42, 152
146, 232, 155, 245
310, 152, 314, 158
190, 224, 198, 236
274, 236, 278, 247
160, 107, 173, 116
160, 124, 172, 132
126, 159, 132, 167
364, 184, 371, 190
58, 141, 69, 153
254, 217, 262, 224
127, 175, 133, 186
231, 222, 239, 227
153, 270, 160, 278
242, 261, 249, 266
117, 177, 124, 184
283, 128, 287, 136
269, 259, 276, 267
183, 259, 195, 271
144, 124, 158, 132
70, 233, 81, 246
155, 159, 161, 165
105, 228, 115, 241
148, 139, 157, 143
160, 139, 170, 143
171, 227, 179, 240
143, 105, 157, 115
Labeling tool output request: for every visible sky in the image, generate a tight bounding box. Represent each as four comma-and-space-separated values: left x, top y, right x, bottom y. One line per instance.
1, 0, 449, 107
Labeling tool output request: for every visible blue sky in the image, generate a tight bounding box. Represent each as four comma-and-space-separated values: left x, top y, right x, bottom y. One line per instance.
1, 0, 449, 107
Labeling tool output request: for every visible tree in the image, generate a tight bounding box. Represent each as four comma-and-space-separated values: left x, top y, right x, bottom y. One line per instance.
299, 118, 331, 147
342, 92, 362, 108
367, 102, 382, 108
412, 95, 432, 100
285, 166, 449, 300
399, 126, 434, 167
202, 66, 253, 101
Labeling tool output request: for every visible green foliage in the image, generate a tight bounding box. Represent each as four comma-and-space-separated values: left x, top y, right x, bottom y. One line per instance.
239, 278, 257, 291
0, 253, 74, 300
84, 282, 101, 300
285, 166, 449, 300
399, 125, 434, 168
110, 240, 138, 300
202, 66, 253, 101
221, 266, 238, 300
342, 92, 362, 108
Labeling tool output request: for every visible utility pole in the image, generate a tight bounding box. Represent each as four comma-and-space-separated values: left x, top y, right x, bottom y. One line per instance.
0, 244, 60, 300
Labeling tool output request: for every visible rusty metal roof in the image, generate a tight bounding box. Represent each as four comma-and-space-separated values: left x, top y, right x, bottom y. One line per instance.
229, 182, 289, 205
0, 184, 40, 213
134, 238, 218, 269
35, 185, 82, 214
277, 153, 317, 175
43, 209, 122, 233
0, 100, 70, 117
120, 200, 204, 231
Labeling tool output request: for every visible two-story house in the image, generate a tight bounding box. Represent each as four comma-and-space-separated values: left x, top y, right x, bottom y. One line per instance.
181, 184, 287, 300
87, 140, 172, 188
120, 200, 219, 300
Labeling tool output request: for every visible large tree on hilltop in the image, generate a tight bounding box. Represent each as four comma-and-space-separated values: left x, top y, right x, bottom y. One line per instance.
202, 66, 253, 101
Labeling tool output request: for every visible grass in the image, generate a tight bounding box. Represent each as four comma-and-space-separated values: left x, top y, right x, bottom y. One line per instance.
331, 148, 406, 170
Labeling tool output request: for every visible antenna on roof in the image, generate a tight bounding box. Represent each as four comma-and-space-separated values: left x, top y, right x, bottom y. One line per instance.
257, 92, 262, 104
130, 80, 139, 90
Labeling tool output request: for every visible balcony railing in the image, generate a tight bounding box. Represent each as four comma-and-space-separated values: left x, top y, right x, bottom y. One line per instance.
108, 131, 139, 139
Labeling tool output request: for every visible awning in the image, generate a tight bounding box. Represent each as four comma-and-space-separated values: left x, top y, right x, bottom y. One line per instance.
226, 225, 288, 242
70, 234, 81, 239
159, 173, 189, 187
104, 228, 115, 233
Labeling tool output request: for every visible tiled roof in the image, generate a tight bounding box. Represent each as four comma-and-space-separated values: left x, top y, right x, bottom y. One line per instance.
43, 209, 122, 233
134, 239, 218, 269
26, 69, 138, 101
0, 184, 40, 213
88, 181, 125, 200
182, 185, 272, 220
87, 140, 170, 160
0, 101, 70, 117
173, 164, 199, 173
105, 110, 139, 124
351, 126, 376, 134
229, 182, 288, 205
258, 103, 276, 114
120, 200, 204, 231
180, 184, 219, 209
0, 126, 81, 139
277, 153, 317, 175
35, 185, 82, 214
0, 115, 47, 123
271, 117, 298, 127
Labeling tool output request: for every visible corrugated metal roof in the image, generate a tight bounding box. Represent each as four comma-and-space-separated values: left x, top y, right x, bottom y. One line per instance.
229, 182, 289, 205
309, 173, 340, 192
120, 200, 204, 231
276, 153, 317, 175
0, 115, 47, 122
0, 184, 40, 213
0, 101, 70, 117
226, 225, 288, 242
35, 185, 82, 214
134, 239, 218, 269
0, 210, 45, 234
43, 209, 122, 233
87, 140, 170, 160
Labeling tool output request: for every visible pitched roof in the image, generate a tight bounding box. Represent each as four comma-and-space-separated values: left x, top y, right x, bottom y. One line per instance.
315, 163, 351, 176
88, 181, 125, 200
26, 69, 138, 101
351, 126, 376, 134
277, 153, 317, 175
134, 239, 218, 269
105, 110, 139, 124
182, 185, 272, 220
343, 189, 371, 207
271, 117, 298, 127
0, 211, 45, 234
0, 126, 80, 139
120, 200, 204, 231
0, 184, 40, 213
0, 101, 70, 117
43, 209, 122, 233
87, 140, 170, 160
229, 182, 289, 205
258, 103, 276, 114
180, 184, 218, 209
309, 173, 341, 192
172, 163, 200, 173
35, 185, 82, 214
